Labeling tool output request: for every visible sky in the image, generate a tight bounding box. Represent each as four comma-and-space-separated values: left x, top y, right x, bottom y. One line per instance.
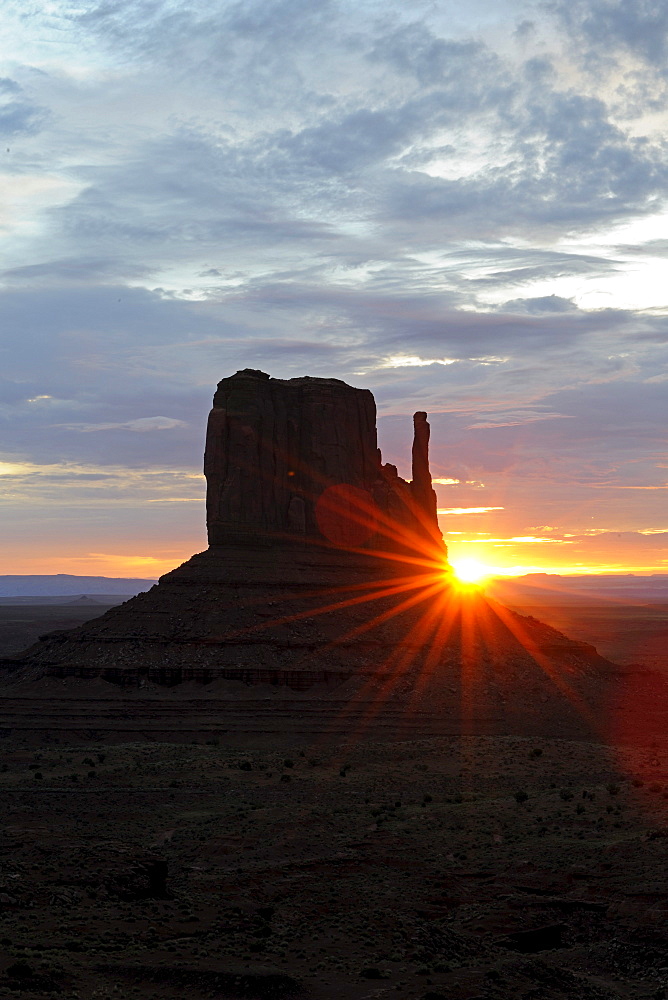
0, 0, 667, 579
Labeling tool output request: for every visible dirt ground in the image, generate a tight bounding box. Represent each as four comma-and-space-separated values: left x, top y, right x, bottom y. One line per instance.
1, 604, 667, 1000
0, 605, 122, 660
0, 691, 667, 1000
509, 605, 668, 672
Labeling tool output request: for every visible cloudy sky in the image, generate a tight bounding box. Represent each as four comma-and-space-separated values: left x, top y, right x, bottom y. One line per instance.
1, 0, 667, 578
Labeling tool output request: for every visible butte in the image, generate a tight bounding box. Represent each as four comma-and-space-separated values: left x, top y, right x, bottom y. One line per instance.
1, 369, 613, 736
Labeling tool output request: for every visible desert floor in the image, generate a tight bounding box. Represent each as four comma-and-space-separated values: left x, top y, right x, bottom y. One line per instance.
0, 605, 667, 999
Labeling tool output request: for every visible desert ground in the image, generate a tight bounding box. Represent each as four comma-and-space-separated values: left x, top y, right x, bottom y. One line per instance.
509, 605, 668, 673
0, 602, 126, 661
0, 602, 667, 1000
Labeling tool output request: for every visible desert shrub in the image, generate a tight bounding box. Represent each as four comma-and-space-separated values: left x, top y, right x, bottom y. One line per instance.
514, 790, 529, 804
6, 960, 33, 979
606, 783, 620, 796
559, 788, 573, 801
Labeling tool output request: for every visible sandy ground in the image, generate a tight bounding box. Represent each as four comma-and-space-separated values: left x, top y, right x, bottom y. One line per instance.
1, 604, 667, 999
509, 605, 668, 672
1, 690, 668, 1000
0, 606, 122, 659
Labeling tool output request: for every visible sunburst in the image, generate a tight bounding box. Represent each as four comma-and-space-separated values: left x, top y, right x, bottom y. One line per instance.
449, 556, 492, 586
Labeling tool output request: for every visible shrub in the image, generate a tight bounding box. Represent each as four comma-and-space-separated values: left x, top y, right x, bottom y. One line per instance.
514, 790, 529, 804
6, 960, 33, 979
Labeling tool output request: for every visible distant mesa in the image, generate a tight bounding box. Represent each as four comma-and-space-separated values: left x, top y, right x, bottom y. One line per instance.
0, 576, 156, 599
0, 369, 611, 695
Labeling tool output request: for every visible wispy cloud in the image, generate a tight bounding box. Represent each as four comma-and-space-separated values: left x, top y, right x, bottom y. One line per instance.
438, 506, 505, 515
58, 417, 188, 433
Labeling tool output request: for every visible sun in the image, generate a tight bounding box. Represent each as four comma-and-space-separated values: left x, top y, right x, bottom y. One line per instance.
449, 557, 492, 585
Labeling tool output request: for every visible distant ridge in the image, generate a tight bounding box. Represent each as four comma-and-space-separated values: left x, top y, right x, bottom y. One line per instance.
3, 573, 665, 602
0, 575, 157, 597
488, 573, 668, 605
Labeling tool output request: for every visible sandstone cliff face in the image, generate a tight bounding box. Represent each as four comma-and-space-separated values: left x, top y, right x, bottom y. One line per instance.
204, 369, 443, 557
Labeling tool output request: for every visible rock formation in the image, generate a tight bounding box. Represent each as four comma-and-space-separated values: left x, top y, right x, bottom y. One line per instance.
204, 369, 443, 555
1, 370, 608, 692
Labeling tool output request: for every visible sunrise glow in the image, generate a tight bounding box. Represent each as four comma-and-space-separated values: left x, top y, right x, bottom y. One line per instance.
450, 557, 493, 586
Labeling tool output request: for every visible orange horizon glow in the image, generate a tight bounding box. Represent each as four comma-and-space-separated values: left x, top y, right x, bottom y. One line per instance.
0, 544, 666, 579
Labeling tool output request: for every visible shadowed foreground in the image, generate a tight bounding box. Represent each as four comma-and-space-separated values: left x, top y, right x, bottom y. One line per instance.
0, 713, 667, 1000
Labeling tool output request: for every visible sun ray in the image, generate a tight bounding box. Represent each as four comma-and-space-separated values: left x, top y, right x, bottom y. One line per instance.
201, 443, 605, 759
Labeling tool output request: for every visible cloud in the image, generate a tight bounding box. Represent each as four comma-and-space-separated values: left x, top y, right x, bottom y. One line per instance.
499, 295, 579, 314
466, 409, 575, 429
59, 417, 188, 433
438, 506, 505, 515
368, 22, 493, 88
0, 77, 48, 136
550, 0, 668, 66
